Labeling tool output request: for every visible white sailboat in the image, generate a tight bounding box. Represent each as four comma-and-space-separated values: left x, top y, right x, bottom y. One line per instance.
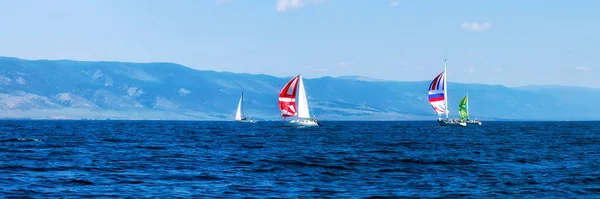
278, 74, 320, 126
234, 92, 255, 123
428, 59, 466, 127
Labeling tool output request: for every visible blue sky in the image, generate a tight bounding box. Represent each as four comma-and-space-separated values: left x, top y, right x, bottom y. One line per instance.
0, 0, 598, 87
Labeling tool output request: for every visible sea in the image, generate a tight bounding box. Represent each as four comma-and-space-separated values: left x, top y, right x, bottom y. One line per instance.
0, 120, 598, 198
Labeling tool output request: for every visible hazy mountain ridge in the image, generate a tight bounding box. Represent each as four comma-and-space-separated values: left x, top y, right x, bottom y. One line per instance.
0, 56, 598, 121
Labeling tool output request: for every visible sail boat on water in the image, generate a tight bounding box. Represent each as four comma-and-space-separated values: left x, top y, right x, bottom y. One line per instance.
234, 92, 256, 123
278, 74, 321, 126
459, 93, 482, 125
428, 59, 467, 127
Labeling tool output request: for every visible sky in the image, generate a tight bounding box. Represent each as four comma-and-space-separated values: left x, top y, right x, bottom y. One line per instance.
0, 0, 598, 87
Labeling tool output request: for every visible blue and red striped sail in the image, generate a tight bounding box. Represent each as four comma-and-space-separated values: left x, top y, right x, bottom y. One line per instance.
428, 71, 446, 115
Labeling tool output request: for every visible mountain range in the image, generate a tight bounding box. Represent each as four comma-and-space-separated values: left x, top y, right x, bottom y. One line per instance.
0, 56, 598, 121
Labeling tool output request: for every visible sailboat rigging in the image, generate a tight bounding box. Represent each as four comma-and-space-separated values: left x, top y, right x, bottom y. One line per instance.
234, 92, 255, 123
461, 93, 482, 125
278, 74, 320, 126
428, 59, 466, 127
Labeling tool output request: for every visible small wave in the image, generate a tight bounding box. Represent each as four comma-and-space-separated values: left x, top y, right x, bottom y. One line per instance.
275, 160, 354, 170
3, 188, 42, 196
134, 145, 166, 150
441, 193, 470, 198
241, 144, 265, 149
363, 195, 406, 199
515, 158, 529, 163
376, 168, 406, 173
331, 151, 350, 154
251, 166, 283, 173
366, 149, 400, 154
0, 165, 75, 172
49, 150, 76, 156
235, 160, 254, 165
378, 141, 418, 148
584, 187, 600, 193
0, 148, 35, 153
67, 179, 94, 185
162, 174, 223, 181
146, 154, 186, 160
118, 180, 145, 184
386, 157, 482, 166
101, 138, 125, 142
320, 171, 339, 176
1, 138, 42, 142
582, 176, 600, 184
309, 187, 341, 195
194, 174, 223, 181
225, 184, 276, 193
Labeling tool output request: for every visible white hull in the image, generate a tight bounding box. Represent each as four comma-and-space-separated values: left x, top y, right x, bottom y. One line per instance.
438, 120, 467, 127
466, 120, 482, 125
289, 119, 320, 126
235, 118, 256, 123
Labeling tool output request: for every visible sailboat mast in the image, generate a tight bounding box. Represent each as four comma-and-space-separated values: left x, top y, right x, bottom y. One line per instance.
241, 92, 244, 116
296, 74, 300, 118
466, 92, 470, 120
444, 59, 449, 119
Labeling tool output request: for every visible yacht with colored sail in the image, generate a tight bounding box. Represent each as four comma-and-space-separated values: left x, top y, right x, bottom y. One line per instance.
278, 74, 320, 126
459, 93, 482, 125
428, 59, 467, 127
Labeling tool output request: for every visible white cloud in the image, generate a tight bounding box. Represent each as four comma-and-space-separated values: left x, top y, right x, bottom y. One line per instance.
16, 77, 26, 85
390, 1, 400, 7
575, 66, 592, 71
493, 67, 503, 73
127, 87, 144, 97
178, 88, 191, 96
468, 68, 476, 74
57, 93, 72, 102
276, 0, 323, 12
460, 22, 492, 32
338, 61, 348, 67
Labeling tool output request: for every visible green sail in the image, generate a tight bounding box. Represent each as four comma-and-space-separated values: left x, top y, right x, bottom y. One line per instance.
458, 96, 468, 120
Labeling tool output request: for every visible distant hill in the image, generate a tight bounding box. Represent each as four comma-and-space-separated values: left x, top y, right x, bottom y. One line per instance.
0, 56, 598, 121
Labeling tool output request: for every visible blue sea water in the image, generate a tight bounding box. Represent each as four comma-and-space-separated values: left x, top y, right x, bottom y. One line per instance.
0, 120, 599, 198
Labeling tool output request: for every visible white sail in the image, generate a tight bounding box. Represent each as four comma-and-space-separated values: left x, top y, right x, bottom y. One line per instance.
296, 75, 310, 119
235, 93, 243, 120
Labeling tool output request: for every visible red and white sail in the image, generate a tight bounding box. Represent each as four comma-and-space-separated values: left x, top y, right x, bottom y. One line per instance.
279, 76, 299, 117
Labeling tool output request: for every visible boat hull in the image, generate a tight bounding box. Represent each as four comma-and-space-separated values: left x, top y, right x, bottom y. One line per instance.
466, 120, 482, 125
289, 119, 320, 126
438, 120, 467, 127
236, 119, 256, 123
